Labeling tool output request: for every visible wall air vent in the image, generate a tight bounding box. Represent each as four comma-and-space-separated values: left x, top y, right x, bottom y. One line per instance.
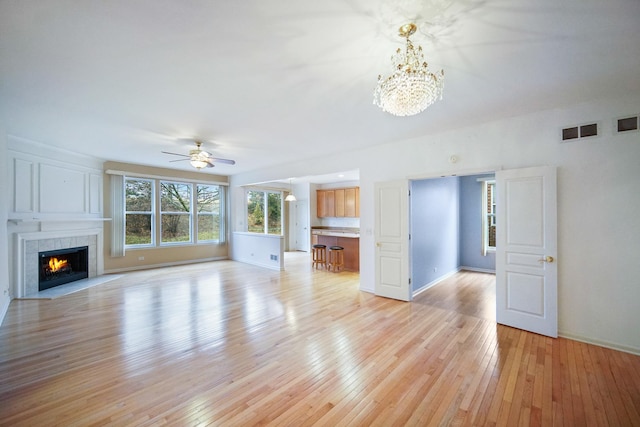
561, 122, 598, 142
616, 115, 638, 134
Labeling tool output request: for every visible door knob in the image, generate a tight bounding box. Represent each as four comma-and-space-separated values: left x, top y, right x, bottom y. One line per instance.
538, 256, 554, 263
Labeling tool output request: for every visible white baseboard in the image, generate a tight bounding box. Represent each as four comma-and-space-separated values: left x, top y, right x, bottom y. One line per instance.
412, 268, 461, 297
104, 257, 228, 274
0, 294, 9, 327
559, 331, 640, 356
459, 266, 496, 274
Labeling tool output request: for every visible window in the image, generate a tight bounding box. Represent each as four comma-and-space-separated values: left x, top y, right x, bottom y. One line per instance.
160, 181, 192, 244
246, 190, 283, 235
482, 180, 496, 254
197, 184, 222, 242
125, 178, 155, 246
123, 177, 226, 249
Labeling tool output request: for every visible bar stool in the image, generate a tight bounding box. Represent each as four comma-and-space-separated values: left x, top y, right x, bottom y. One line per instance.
312, 244, 327, 269
328, 246, 344, 272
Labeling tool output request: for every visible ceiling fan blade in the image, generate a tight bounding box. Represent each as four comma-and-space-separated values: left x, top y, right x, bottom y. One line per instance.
169, 158, 189, 163
162, 151, 189, 158
208, 157, 236, 165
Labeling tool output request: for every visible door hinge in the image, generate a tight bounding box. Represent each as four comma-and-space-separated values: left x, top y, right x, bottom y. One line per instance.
409, 278, 412, 285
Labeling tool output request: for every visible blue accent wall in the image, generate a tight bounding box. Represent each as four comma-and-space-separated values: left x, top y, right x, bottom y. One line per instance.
411, 174, 495, 293
410, 177, 460, 292
459, 174, 496, 271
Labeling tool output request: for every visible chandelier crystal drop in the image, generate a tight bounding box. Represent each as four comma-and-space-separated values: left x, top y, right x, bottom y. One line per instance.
373, 23, 444, 117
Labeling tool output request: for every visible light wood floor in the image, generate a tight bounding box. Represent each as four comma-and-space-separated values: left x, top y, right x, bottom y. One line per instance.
1, 253, 639, 426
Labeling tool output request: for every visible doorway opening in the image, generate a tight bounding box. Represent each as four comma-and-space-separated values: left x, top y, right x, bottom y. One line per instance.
409, 173, 496, 297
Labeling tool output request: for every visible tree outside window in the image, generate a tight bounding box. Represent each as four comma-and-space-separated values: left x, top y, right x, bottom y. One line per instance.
197, 184, 221, 242
124, 178, 226, 248
161, 182, 191, 244
247, 190, 283, 235
125, 178, 154, 246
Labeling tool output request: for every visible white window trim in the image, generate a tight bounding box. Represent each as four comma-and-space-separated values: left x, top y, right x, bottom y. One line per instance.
125, 177, 156, 249
245, 188, 285, 235
481, 179, 496, 256
119, 177, 226, 250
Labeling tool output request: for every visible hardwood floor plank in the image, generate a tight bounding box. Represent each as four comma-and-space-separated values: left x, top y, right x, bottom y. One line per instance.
0, 255, 639, 425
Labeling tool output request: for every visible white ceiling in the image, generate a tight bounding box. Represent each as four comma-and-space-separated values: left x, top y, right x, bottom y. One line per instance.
1, 0, 639, 180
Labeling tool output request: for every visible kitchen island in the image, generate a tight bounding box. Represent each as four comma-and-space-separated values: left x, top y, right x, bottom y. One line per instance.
311, 227, 359, 272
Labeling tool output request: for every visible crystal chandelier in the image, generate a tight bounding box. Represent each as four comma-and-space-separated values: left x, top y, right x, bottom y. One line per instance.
373, 23, 444, 117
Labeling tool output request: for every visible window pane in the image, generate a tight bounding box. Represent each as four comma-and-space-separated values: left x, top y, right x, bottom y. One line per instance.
267, 192, 282, 235
126, 214, 152, 245
247, 191, 265, 233
197, 185, 221, 242
198, 214, 219, 241
161, 182, 191, 212
197, 185, 219, 213
126, 179, 152, 211
162, 214, 191, 243
488, 183, 496, 248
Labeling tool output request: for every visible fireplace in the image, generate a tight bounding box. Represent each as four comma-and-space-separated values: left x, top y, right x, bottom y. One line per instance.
39, 246, 89, 291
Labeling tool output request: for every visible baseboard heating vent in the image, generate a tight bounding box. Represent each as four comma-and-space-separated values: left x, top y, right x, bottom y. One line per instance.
561, 122, 598, 141
616, 115, 638, 134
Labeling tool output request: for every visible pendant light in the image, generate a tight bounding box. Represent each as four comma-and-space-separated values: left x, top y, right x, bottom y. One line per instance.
285, 178, 297, 202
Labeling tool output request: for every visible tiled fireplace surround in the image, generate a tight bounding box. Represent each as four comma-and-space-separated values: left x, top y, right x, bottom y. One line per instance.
15, 228, 101, 297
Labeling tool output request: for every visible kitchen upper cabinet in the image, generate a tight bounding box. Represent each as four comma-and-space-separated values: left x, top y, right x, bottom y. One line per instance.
317, 187, 359, 218
344, 187, 359, 217
335, 189, 345, 217
317, 189, 335, 217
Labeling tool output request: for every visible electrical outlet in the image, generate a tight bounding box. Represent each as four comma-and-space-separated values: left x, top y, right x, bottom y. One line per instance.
433, 267, 437, 273
138, 256, 144, 261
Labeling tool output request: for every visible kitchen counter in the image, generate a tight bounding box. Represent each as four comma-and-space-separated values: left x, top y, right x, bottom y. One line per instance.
311, 227, 359, 238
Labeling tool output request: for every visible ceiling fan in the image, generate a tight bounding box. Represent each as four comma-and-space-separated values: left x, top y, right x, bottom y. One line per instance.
162, 141, 236, 169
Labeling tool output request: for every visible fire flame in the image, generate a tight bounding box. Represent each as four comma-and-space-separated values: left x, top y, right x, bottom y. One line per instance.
48, 257, 68, 272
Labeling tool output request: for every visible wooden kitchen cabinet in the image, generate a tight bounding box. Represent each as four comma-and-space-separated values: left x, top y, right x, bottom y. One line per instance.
344, 187, 359, 217
317, 187, 359, 218
317, 190, 335, 217
334, 189, 345, 217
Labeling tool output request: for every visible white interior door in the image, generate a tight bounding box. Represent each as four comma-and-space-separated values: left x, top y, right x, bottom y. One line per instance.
496, 166, 557, 337
294, 200, 309, 252
374, 180, 411, 301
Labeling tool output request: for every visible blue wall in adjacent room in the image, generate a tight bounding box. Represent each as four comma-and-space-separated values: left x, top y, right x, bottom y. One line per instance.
459, 174, 496, 272
410, 177, 460, 292
411, 174, 496, 294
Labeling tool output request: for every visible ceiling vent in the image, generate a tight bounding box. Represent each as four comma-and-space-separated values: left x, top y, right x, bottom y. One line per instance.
561, 122, 598, 142
615, 115, 639, 134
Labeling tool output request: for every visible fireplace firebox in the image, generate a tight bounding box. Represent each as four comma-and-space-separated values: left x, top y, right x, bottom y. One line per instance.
39, 246, 89, 291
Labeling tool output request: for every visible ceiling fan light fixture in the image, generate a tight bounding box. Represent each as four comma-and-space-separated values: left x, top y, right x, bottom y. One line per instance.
190, 158, 209, 169
373, 23, 444, 117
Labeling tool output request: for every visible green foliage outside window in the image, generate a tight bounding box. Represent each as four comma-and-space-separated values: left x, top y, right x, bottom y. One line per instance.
124, 178, 225, 247
161, 182, 191, 243
197, 184, 221, 241
247, 190, 282, 235
125, 179, 153, 245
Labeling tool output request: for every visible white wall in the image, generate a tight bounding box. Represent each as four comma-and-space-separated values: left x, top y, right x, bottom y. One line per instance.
230, 95, 640, 354
0, 125, 11, 323
231, 232, 284, 270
